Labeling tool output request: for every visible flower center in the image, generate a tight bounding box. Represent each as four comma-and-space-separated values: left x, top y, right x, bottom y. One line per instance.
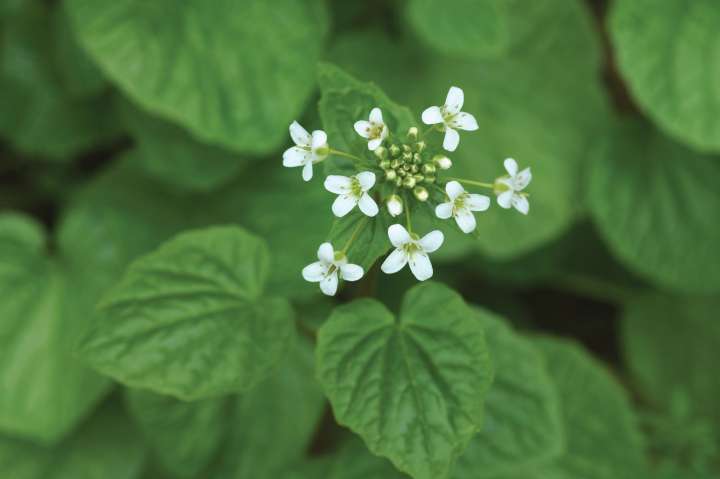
368, 123, 384, 139
350, 178, 363, 197
403, 240, 421, 255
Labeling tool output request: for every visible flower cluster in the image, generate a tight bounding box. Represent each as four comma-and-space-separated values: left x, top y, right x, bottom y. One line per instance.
283, 86, 532, 296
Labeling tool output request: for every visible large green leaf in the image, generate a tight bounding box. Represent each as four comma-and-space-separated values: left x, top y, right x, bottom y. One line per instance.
0, 401, 145, 479
316, 282, 493, 479
65, 0, 329, 154
609, 0, 720, 152
453, 312, 563, 477
622, 294, 720, 425
79, 226, 295, 400
125, 391, 227, 478
406, 0, 508, 59
587, 120, 720, 294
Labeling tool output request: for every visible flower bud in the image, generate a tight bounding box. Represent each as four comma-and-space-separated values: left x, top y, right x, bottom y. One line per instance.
413, 174, 425, 183
386, 195, 403, 217
415, 141, 426, 153
410, 164, 419, 173
389, 144, 401, 157
402, 176, 416, 189
395, 177, 403, 187
412, 153, 422, 164
397, 168, 407, 177
402, 152, 413, 162
433, 154, 452, 170
385, 169, 397, 181
374, 146, 387, 160
424, 175, 436, 183
390, 159, 401, 169
402, 144, 412, 153
413, 186, 429, 202
407, 127, 418, 141
379, 159, 391, 170
422, 163, 436, 174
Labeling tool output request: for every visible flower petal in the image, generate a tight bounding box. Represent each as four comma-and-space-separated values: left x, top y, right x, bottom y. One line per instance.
302, 261, 327, 282
504, 157, 518, 176
388, 224, 411, 247
354, 120, 371, 139
368, 137, 383, 151
444, 86, 464, 115
443, 127, 460, 152
289, 121, 311, 146
419, 230, 444, 253
421, 106, 443, 125
381, 248, 408, 274
369, 107, 383, 124
454, 208, 476, 234
302, 162, 313, 181
466, 193, 491, 211
332, 194, 358, 217
451, 112, 478, 131
317, 242, 334, 263
324, 175, 352, 194
340, 263, 364, 282
356, 171, 376, 191
408, 252, 433, 281
512, 195, 530, 215
358, 193, 379, 217
435, 202, 453, 219
311, 130, 328, 150
282, 146, 309, 167
445, 180, 465, 201
497, 190, 514, 209
514, 167, 532, 190
319, 272, 338, 296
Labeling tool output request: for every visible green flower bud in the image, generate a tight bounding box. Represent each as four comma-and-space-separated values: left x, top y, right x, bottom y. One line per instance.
433, 154, 452, 170
413, 174, 425, 183
390, 159, 401, 169
389, 144, 401, 157
402, 144, 412, 153
379, 159, 391, 170
415, 141, 426, 153
422, 163, 436, 174
410, 164, 419, 173
413, 186, 429, 202
385, 169, 397, 181
395, 177, 403, 187
402, 152, 413, 162
402, 176, 416, 189
374, 146, 387, 160
407, 127, 419, 141
412, 153, 422, 164
397, 168, 407, 177
424, 175, 436, 183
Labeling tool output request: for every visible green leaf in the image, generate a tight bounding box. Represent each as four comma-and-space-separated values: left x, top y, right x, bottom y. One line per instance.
65, 0, 329, 154
609, 0, 720, 152
327, 210, 392, 274
587, 120, 720, 294
79, 226, 295, 400
125, 391, 227, 478
406, 0, 508, 59
316, 282, 493, 479
0, 401, 146, 479
621, 294, 720, 425
116, 97, 247, 192
453, 311, 563, 477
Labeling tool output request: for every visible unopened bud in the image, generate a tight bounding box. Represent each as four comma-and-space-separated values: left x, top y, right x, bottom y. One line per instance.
413, 186, 429, 202
402, 176, 416, 189
424, 175, 436, 183
410, 164, 419, 173
397, 169, 407, 177
415, 141, 426, 153
395, 177, 403, 187
414, 174, 425, 183
374, 146, 387, 160
412, 153, 422, 164
379, 159, 391, 170
402, 152, 413, 162
385, 169, 397, 181
407, 127, 418, 141
389, 144, 401, 157
390, 159, 401, 169
402, 144, 412, 153
422, 163, 436, 174
433, 155, 452, 170
386, 195, 403, 217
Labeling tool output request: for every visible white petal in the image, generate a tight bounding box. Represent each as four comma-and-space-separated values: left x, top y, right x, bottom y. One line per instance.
466, 193, 491, 212
497, 190, 514, 209
443, 127, 460, 152
381, 248, 408, 274
311, 130, 328, 150
354, 120, 371, 139
358, 193, 379, 217
454, 208, 476, 234
302, 261, 327, 282
369, 107, 383, 124
282, 147, 309, 167
419, 230, 444, 253
504, 157, 518, 176
317, 242, 334, 263
356, 171, 376, 191
435, 202, 453, 219
512, 195, 530, 215
514, 167, 532, 190
319, 272, 339, 296
421, 106, 443, 125
367, 137, 383, 151
451, 112, 478, 131
324, 175, 352, 194
408, 252, 433, 281
289, 121, 311, 146
380, 125, 389, 141
332, 194, 358, 217
302, 162, 313, 181
445, 180, 465, 201
444, 86, 464, 115
340, 263, 364, 282
388, 224, 411, 247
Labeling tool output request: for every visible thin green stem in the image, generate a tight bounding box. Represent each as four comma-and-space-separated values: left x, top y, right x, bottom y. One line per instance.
405, 201, 413, 233
329, 149, 364, 163
445, 177, 495, 189
341, 217, 369, 253
420, 124, 440, 139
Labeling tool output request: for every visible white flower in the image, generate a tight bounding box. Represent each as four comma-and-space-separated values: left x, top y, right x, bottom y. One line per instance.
282, 121, 329, 182
381, 224, 444, 281
435, 181, 490, 233
354, 107, 388, 151
324, 171, 379, 218
496, 158, 531, 215
421, 86, 478, 152
386, 194, 403, 217
302, 242, 363, 296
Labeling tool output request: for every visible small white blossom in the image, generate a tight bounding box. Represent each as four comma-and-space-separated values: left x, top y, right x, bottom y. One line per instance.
381, 224, 444, 281
302, 242, 363, 296
421, 86, 478, 152
386, 194, 403, 217
435, 181, 490, 233
354, 107, 388, 151
324, 171, 379, 218
496, 158, 531, 215
282, 121, 329, 181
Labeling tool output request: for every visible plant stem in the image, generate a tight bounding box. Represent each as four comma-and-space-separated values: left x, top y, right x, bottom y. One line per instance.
420, 124, 440, 139
341, 217, 369, 253
329, 149, 364, 163
445, 177, 495, 189
405, 201, 413, 233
